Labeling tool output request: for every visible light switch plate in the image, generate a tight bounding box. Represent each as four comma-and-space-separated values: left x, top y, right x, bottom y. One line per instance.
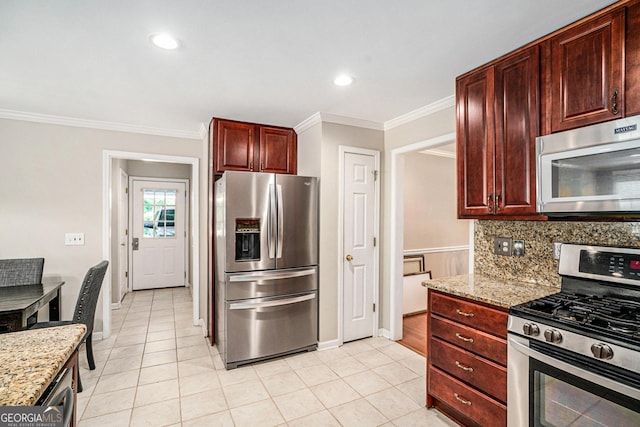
65, 233, 85, 246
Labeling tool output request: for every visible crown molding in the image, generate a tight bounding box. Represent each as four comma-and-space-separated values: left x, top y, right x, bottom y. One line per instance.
384, 95, 455, 131
199, 122, 209, 140
294, 112, 322, 134
294, 112, 384, 134
0, 109, 202, 140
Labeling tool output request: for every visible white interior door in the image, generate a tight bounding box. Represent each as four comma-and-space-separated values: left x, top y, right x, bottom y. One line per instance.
118, 168, 129, 301
342, 150, 379, 342
132, 179, 186, 290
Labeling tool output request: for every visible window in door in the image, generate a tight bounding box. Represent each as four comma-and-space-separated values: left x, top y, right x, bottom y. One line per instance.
143, 189, 177, 238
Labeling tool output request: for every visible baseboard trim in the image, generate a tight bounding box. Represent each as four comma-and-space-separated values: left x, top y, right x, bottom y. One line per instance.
317, 339, 340, 351
199, 318, 208, 337
111, 302, 122, 310
403, 310, 427, 317
93, 332, 104, 341
378, 328, 391, 339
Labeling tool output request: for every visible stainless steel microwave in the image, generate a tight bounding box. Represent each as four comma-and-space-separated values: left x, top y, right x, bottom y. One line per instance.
536, 115, 640, 215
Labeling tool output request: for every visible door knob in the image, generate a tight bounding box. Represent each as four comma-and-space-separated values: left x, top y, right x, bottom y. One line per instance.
345, 254, 353, 261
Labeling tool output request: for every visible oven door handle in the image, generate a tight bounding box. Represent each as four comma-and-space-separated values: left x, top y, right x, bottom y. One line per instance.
508, 336, 640, 401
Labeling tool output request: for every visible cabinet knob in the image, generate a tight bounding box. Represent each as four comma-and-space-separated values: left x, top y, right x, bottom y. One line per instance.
611, 89, 619, 115
496, 192, 502, 211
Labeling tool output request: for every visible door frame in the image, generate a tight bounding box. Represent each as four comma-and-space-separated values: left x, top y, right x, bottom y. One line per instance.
338, 145, 381, 345
117, 167, 129, 303
388, 132, 475, 340
129, 176, 190, 291
102, 150, 200, 339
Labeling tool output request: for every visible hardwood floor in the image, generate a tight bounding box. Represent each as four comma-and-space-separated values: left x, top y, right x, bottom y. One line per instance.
398, 312, 427, 356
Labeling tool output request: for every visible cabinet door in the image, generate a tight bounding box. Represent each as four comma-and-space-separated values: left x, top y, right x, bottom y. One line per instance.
626, 1, 640, 117
213, 120, 256, 174
550, 10, 624, 132
258, 127, 297, 174
456, 67, 495, 217
494, 46, 539, 216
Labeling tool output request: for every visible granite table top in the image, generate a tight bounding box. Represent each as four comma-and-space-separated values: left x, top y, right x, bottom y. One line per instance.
422, 274, 559, 309
0, 324, 86, 406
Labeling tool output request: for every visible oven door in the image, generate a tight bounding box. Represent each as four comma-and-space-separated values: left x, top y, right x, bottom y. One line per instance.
508, 334, 640, 427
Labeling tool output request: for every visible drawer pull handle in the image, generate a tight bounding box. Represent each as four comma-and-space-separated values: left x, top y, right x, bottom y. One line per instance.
454, 393, 472, 406
455, 361, 474, 372
456, 309, 474, 318
455, 333, 474, 343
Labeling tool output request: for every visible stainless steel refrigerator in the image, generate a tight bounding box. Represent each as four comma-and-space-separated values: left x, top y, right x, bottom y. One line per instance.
214, 171, 318, 369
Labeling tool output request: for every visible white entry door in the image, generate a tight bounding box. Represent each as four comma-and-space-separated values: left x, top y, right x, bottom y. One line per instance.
342, 149, 379, 342
131, 179, 187, 290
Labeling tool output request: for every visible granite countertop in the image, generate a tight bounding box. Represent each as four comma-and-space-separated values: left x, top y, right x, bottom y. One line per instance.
0, 324, 86, 406
422, 274, 559, 309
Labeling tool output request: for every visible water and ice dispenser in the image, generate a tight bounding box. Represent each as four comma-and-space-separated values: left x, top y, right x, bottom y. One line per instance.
235, 219, 260, 261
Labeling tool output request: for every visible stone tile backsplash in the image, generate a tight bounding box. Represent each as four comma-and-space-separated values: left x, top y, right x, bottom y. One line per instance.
474, 220, 640, 287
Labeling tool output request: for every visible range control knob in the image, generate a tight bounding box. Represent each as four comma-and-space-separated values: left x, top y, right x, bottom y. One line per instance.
543, 329, 562, 344
522, 323, 540, 336
591, 343, 614, 360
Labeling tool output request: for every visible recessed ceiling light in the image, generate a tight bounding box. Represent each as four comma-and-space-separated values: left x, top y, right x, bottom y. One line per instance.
149, 33, 180, 50
334, 74, 354, 86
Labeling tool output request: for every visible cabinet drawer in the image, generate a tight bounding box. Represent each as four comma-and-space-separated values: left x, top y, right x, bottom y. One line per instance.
430, 316, 507, 365
430, 291, 507, 337
430, 337, 506, 402
429, 366, 506, 427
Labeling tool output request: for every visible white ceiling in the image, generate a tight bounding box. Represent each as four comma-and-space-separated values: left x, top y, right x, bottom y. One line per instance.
0, 0, 618, 137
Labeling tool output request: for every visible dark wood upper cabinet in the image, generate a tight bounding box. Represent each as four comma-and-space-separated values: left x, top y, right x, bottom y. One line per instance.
494, 46, 539, 216
213, 120, 256, 173
548, 10, 625, 132
626, 0, 640, 117
457, 67, 495, 217
259, 126, 297, 174
211, 118, 297, 175
457, 46, 539, 219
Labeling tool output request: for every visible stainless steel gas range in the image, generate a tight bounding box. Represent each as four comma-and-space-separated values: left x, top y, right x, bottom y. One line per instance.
507, 244, 640, 427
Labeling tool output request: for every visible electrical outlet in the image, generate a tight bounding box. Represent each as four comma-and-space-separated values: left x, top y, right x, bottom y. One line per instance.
513, 240, 525, 256
553, 242, 562, 260
65, 233, 85, 246
494, 237, 513, 256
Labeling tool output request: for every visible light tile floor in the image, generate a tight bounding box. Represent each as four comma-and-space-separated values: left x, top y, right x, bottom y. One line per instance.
77, 288, 456, 426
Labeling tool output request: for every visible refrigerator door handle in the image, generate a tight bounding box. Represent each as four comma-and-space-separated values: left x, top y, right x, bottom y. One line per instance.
268, 183, 276, 259
276, 184, 284, 259
229, 293, 316, 310
228, 268, 316, 282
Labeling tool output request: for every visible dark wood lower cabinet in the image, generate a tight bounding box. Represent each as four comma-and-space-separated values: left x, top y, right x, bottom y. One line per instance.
427, 290, 508, 427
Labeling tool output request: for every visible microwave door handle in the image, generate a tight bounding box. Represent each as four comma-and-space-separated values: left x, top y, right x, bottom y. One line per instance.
508, 336, 640, 400
276, 184, 283, 259
268, 184, 276, 259
229, 293, 316, 310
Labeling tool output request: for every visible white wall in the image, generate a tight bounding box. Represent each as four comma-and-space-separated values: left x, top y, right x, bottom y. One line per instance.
0, 118, 206, 334
297, 121, 384, 344
381, 106, 456, 332
403, 153, 467, 250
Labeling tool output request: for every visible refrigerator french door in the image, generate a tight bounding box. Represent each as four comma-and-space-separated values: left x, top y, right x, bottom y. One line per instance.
214, 171, 318, 369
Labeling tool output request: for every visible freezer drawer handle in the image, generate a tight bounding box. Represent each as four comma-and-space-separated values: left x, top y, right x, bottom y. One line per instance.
229, 293, 316, 310
228, 268, 316, 282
